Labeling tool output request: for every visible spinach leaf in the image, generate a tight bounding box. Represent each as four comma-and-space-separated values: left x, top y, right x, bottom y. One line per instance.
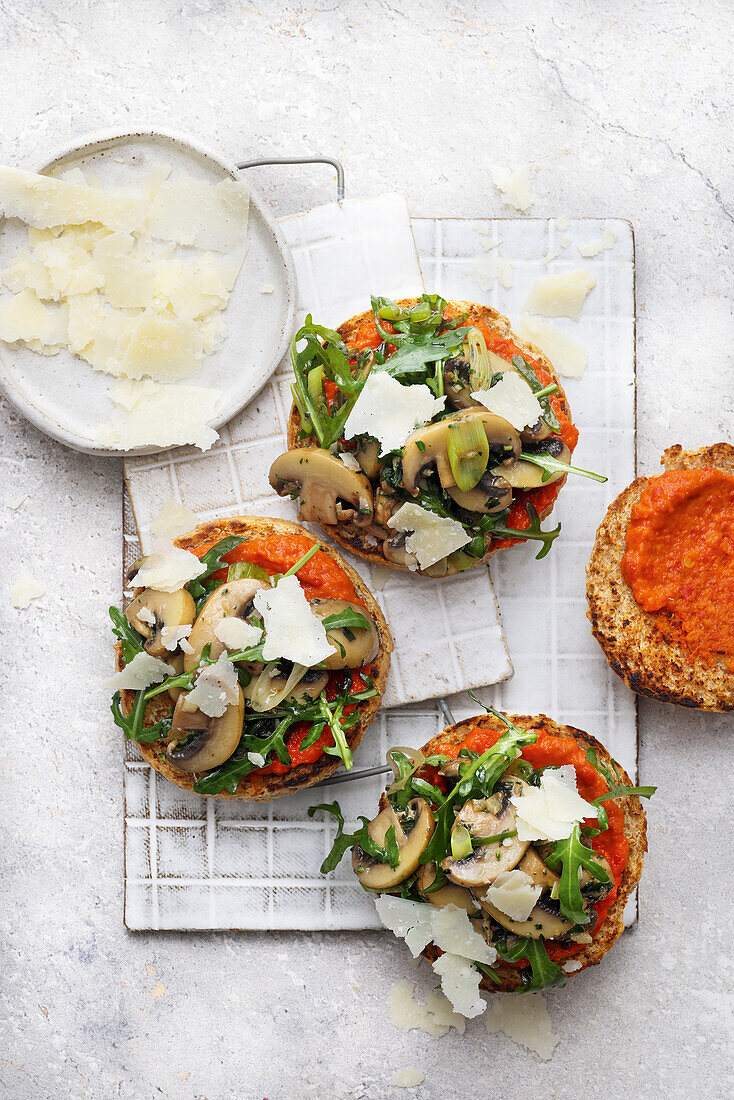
308, 801, 400, 874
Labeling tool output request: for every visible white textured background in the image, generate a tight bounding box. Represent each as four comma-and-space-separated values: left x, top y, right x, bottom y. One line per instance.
0, 3, 732, 1098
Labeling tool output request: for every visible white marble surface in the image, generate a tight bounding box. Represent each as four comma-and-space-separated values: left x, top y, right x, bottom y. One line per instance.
0, 2, 732, 1097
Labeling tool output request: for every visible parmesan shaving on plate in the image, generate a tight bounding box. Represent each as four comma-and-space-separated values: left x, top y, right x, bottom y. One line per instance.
98, 381, 223, 452
511, 766, 598, 842
186, 652, 240, 718
473, 373, 541, 431
578, 227, 618, 258
129, 541, 206, 593
490, 164, 534, 212
392, 1068, 425, 1088
343, 372, 445, 455
524, 269, 596, 321
516, 315, 589, 379
10, 572, 45, 609
254, 574, 335, 666
485, 993, 559, 1060
388, 980, 466, 1038
103, 651, 175, 691
387, 503, 470, 570
149, 498, 198, 540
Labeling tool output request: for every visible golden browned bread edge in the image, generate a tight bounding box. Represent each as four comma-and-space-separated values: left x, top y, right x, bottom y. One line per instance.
586, 444, 734, 711
285, 299, 574, 575
412, 713, 647, 993
116, 515, 393, 801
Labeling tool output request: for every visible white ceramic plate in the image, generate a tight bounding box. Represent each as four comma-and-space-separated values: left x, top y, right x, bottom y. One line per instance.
0, 128, 297, 456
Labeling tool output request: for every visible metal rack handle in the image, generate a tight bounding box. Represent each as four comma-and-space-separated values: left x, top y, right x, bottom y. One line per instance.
237, 155, 345, 201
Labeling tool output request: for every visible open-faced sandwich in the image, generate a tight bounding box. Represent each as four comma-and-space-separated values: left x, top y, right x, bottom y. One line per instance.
587, 443, 734, 711
269, 295, 605, 577
311, 708, 653, 1005
107, 517, 392, 799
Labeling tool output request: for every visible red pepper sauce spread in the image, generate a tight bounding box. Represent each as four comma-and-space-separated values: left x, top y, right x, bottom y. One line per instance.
337, 303, 578, 550
621, 468, 734, 668
195, 533, 370, 774
428, 725, 628, 961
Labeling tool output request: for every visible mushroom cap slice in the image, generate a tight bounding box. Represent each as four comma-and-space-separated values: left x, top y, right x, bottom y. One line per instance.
478, 893, 575, 940
269, 448, 374, 527
415, 862, 479, 914
401, 409, 521, 496
244, 662, 330, 712
166, 686, 245, 773
125, 588, 196, 660
382, 532, 419, 570
446, 470, 513, 514
353, 798, 435, 891
498, 436, 571, 490
353, 438, 383, 480
517, 846, 560, 889
441, 781, 531, 888
185, 577, 269, 672
309, 598, 379, 670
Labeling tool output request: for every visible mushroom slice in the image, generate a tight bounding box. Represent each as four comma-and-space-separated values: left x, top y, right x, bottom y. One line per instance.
125, 588, 196, 660
447, 470, 513, 514
521, 416, 553, 445
382, 532, 419, 570
309, 598, 379, 670
401, 410, 521, 496
517, 847, 560, 890
184, 578, 269, 672
479, 894, 575, 941
352, 798, 435, 890
245, 662, 330, 712
269, 448, 374, 527
498, 436, 571, 490
353, 438, 384, 480
415, 862, 479, 914
579, 853, 614, 897
166, 686, 245, 773
441, 781, 531, 888
374, 486, 398, 528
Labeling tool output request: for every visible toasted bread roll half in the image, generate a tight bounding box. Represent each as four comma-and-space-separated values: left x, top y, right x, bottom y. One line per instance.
278, 298, 578, 576
587, 444, 734, 711
114, 516, 392, 800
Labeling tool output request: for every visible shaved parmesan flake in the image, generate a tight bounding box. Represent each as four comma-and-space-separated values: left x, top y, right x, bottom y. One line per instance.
104, 651, 175, 690
2, 251, 55, 299
392, 1068, 425, 1088
431, 954, 485, 1019
525, 269, 596, 321
578, 228, 618, 258
260, 283, 275, 294
491, 164, 534, 212
473, 373, 541, 431
143, 176, 250, 252
99, 381, 222, 452
0, 289, 68, 350
344, 372, 445, 455
555, 215, 570, 232
511, 767, 598, 842
484, 869, 541, 921
254, 574, 335, 666
136, 606, 156, 626
186, 652, 239, 718
471, 248, 514, 291
516, 315, 588, 379
563, 959, 583, 973
117, 309, 203, 381
485, 993, 559, 1059
149, 498, 198, 540
10, 572, 45, 609
161, 624, 193, 652
375, 897, 495, 964
336, 451, 361, 471
388, 981, 466, 1038
247, 751, 266, 768
130, 541, 205, 593
387, 503, 470, 570
0, 166, 145, 231
214, 616, 263, 651
559, 232, 571, 249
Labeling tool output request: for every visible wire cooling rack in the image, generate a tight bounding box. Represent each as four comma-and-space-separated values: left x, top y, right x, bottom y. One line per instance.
122, 213, 637, 931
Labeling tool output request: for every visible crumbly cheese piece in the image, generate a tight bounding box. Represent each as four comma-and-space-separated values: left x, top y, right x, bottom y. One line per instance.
516, 315, 588, 379
103, 651, 175, 690
214, 616, 263, 651
491, 164, 534, 212
431, 954, 485, 1019
136, 606, 156, 626
473, 373, 541, 431
392, 1068, 425, 1088
99, 381, 222, 452
563, 959, 583, 973
143, 176, 250, 252
129, 541, 205, 593
0, 165, 145, 231
336, 451, 361, 471
32, 237, 105, 297
387, 503, 470, 570
511, 766, 598, 842
186, 652, 240, 718
525, 269, 596, 321
254, 574, 335, 666
578, 227, 618, 258
343, 372, 445, 455
10, 572, 45, 609
485, 993, 559, 1060
471, 248, 515, 291
161, 624, 193, 652
484, 869, 542, 921
555, 215, 570, 232
149, 498, 198, 540
260, 283, 275, 294
0, 289, 68, 350
388, 981, 466, 1038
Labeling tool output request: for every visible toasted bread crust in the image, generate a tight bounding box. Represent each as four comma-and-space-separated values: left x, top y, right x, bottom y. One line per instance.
286, 299, 574, 574
586, 444, 734, 711
116, 515, 393, 800
413, 713, 647, 993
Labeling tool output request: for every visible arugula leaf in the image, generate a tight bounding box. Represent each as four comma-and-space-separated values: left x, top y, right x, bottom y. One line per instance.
489, 503, 562, 560
109, 606, 144, 664
111, 689, 170, 744
543, 824, 612, 925
318, 694, 353, 771
519, 451, 607, 484
308, 801, 400, 873
511, 354, 561, 433
187, 537, 246, 607
321, 607, 372, 635
193, 716, 293, 795
586, 748, 657, 805
495, 936, 566, 992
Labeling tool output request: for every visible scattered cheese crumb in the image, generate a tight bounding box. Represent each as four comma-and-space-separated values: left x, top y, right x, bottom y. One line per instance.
524, 269, 596, 321
161, 623, 193, 652
136, 606, 156, 626
473, 373, 541, 431
392, 1068, 425, 1089
555, 215, 570, 232
149, 498, 198, 539
491, 164, 534, 212
387, 503, 470, 570
260, 283, 275, 294
186, 652, 240, 718
558, 233, 572, 249
104, 651, 175, 690
388, 980, 466, 1038
336, 451, 361, 471
471, 248, 514, 291
485, 993, 559, 1060
10, 572, 45, 609
516, 315, 589, 379
578, 228, 618, 258
563, 959, 583, 973
246, 751, 266, 768
344, 372, 445, 456
484, 869, 542, 921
